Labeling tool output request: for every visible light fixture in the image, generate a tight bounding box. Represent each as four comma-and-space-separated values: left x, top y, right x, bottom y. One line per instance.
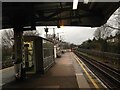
73, 0, 79, 10
60, 25, 64, 28
83, 0, 89, 4
60, 20, 64, 28
44, 27, 48, 38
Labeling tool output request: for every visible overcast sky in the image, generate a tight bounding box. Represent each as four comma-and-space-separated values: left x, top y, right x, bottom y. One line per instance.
36, 26, 97, 45
0, 26, 96, 45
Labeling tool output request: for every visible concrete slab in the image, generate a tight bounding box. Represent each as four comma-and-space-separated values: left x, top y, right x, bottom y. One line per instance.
0, 66, 15, 86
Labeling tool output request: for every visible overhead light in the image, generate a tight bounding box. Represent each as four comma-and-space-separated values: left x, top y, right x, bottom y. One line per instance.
73, 0, 79, 10
60, 25, 64, 28
57, 20, 64, 28
83, 0, 89, 4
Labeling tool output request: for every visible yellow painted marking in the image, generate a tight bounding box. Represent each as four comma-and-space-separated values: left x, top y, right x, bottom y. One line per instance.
72, 53, 99, 89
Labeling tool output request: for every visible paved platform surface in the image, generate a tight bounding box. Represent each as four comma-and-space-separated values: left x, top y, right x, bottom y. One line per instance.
2, 52, 81, 89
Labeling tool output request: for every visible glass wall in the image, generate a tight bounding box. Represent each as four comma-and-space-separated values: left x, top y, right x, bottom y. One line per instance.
42, 39, 54, 71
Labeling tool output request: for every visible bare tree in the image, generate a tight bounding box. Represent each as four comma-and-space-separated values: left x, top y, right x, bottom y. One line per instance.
2, 29, 14, 49
105, 7, 120, 34
94, 7, 120, 39
94, 24, 113, 39
94, 27, 102, 39
116, 7, 120, 34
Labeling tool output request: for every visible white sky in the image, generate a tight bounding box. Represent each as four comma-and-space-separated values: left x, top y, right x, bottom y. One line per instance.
0, 26, 96, 45
36, 26, 97, 45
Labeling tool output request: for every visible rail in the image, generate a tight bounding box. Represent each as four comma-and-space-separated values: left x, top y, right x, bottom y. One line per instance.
77, 48, 120, 70
77, 48, 120, 60
74, 50, 120, 89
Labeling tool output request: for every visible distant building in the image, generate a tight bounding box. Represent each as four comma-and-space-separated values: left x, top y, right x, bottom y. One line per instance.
106, 35, 119, 43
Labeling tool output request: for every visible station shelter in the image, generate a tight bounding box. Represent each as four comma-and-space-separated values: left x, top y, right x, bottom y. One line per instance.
23, 36, 55, 75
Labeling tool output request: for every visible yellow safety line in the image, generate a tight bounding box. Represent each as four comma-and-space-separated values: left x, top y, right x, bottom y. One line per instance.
72, 53, 99, 89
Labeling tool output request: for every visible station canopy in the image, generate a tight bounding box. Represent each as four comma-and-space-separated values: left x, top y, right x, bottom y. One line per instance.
2, 2, 120, 29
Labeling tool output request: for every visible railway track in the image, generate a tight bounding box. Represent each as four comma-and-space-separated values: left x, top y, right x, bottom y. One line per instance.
74, 50, 120, 89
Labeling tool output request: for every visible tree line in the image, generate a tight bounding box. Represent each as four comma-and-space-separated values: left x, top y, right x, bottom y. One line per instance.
79, 7, 120, 54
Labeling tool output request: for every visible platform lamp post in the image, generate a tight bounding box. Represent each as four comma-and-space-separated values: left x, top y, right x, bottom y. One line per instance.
57, 32, 64, 41
53, 28, 57, 58
53, 28, 57, 44
53, 28, 56, 39
44, 27, 48, 38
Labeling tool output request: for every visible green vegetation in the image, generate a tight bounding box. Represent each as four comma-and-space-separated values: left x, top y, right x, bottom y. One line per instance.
78, 34, 120, 54
78, 7, 120, 54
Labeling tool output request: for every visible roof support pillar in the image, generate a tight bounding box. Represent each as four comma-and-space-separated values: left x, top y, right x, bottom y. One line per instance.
13, 27, 25, 80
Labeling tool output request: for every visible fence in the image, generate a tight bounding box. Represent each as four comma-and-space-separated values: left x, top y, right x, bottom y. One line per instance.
75, 48, 120, 70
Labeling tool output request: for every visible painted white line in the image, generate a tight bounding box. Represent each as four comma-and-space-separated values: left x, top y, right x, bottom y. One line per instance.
76, 73, 83, 75
75, 73, 90, 88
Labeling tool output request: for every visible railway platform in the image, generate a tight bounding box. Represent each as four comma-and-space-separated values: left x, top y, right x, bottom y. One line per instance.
2, 52, 105, 89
